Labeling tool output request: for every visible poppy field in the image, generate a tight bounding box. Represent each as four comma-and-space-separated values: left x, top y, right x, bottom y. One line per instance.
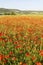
0, 15, 43, 65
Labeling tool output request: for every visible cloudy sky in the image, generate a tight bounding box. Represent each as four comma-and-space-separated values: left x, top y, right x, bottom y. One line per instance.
0, 0, 43, 10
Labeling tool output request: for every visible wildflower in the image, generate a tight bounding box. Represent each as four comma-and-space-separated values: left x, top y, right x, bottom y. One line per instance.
0, 54, 3, 61
25, 52, 29, 57
9, 39, 12, 42
0, 38, 2, 41
5, 55, 9, 59
19, 62, 22, 65
3, 59, 7, 64
27, 28, 32, 33
9, 51, 12, 55
15, 44, 21, 49
34, 36, 38, 41
23, 63, 26, 65
2, 44, 4, 47
24, 36, 27, 39
12, 57, 16, 61
0, 32, 2, 36
35, 62, 42, 65
41, 34, 43, 38
14, 41, 17, 44
19, 50, 22, 54
32, 56, 35, 61
39, 50, 43, 56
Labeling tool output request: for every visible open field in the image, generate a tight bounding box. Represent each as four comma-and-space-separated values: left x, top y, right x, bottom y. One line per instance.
0, 15, 43, 65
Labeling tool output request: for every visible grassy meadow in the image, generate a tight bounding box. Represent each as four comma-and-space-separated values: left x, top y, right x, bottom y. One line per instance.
0, 15, 43, 65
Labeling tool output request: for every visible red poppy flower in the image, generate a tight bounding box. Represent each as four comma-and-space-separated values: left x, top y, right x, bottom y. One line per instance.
9, 51, 12, 55
25, 52, 29, 57
19, 61, 22, 65
23, 63, 26, 65
5, 55, 9, 59
0, 32, 2, 36
3, 59, 7, 64
12, 57, 16, 61
19, 50, 22, 54
32, 56, 35, 61
14, 41, 17, 44
0, 54, 3, 61
35, 62, 42, 65
39, 50, 43, 56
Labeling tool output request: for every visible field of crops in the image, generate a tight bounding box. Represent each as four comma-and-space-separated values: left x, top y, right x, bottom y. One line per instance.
0, 15, 43, 65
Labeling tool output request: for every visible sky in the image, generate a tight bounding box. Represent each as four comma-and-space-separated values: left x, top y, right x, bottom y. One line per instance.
0, 0, 43, 11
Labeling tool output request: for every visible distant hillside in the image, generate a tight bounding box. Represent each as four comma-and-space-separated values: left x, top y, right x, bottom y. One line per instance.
0, 8, 20, 15
0, 8, 43, 15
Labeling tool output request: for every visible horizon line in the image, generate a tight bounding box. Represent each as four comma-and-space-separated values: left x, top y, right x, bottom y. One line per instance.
0, 7, 43, 11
